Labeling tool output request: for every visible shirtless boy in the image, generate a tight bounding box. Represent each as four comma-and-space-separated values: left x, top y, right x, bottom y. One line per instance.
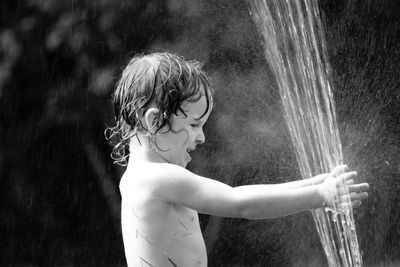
106, 52, 369, 266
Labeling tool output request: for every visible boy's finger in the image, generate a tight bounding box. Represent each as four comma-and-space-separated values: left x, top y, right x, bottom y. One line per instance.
330, 165, 348, 177
339, 195, 351, 203
338, 200, 360, 209
345, 179, 355, 185
350, 192, 369, 201
348, 183, 369, 193
337, 171, 358, 183
338, 195, 363, 207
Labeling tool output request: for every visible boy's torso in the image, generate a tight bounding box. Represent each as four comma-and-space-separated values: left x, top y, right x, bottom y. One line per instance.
120, 163, 207, 266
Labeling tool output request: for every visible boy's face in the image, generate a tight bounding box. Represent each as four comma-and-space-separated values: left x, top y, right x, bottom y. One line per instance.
155, 94, 212, 168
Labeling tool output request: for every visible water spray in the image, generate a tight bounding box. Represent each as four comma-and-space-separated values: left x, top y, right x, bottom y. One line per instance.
248, 0, 362, 266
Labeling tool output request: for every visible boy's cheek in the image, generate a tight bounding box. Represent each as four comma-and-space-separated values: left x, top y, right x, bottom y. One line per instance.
178, 128, 190, 143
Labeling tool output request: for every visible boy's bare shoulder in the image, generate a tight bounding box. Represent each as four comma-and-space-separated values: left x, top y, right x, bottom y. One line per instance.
127, 161, 189, 178
120, 162, 193, 192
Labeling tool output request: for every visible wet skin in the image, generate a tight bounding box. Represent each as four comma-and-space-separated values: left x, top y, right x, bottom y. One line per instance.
121, 163, 207, 266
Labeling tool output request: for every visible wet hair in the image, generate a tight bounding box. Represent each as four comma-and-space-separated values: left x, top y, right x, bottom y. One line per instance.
105, 52, 214, 166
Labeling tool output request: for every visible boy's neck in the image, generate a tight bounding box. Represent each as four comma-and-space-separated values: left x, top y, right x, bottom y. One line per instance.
128, 136, 168, 165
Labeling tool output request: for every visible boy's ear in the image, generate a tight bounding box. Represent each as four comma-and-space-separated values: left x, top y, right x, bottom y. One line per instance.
144, 108, 161, 133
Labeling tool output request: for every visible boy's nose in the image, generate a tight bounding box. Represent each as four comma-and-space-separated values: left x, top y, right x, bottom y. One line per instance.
196, 129, 205, 144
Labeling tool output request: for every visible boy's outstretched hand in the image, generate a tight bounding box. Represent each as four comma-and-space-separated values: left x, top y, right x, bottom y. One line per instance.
318, 165, 369, 209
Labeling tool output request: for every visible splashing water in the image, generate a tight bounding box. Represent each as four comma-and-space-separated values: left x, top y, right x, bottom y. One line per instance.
248, 0, 362, 266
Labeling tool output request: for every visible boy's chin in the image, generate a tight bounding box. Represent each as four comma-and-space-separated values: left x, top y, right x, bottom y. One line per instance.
184, 153, 192, 167
179, 158, 190, 168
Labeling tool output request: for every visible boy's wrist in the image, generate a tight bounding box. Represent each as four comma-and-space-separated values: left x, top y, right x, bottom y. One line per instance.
317, 183, 328, 208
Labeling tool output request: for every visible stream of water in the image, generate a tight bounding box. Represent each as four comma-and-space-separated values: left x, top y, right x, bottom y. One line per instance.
248, 0, 362, 266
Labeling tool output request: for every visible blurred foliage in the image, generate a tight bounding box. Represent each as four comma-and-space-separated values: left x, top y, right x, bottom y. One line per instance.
0, 0, 399, 266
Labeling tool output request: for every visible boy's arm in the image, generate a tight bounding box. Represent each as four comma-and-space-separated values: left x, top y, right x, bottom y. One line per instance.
153, 164, 369, 220
225, 183, 323, 219
268, 173, 328, 190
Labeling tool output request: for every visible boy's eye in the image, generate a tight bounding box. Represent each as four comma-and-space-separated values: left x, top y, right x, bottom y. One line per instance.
191, 123, 200, 128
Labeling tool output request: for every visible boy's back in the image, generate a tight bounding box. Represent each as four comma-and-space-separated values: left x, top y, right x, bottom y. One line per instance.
120, 161, 207, 267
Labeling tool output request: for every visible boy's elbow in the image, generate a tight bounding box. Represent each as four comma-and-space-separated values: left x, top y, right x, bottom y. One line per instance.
235, 200, 260, 220
234, 198, 280, 220
230, 191, 273, 220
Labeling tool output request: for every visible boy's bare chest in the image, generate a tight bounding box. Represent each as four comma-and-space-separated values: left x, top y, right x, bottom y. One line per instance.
124, 189, 202, 238
124, 198, 207, 266
168, 204, 200, 236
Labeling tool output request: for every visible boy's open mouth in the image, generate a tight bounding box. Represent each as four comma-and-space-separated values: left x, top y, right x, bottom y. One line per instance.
186, 147, 196, 154
186, 148, 193, 161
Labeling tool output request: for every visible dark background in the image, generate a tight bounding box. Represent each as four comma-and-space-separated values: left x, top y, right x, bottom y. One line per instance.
1, 0, 399, 266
